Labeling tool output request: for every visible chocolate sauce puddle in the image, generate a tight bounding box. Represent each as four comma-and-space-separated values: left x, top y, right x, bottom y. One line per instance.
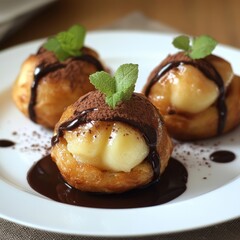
144, 60, 227, 135
210, 150, 236, 163
0, 139, 15, 147
28, 54, 104, 122
27, 155, 188, 209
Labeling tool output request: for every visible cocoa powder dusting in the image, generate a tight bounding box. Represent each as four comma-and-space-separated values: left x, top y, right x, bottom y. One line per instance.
71, 91, 163, 132
35, 46, 102, 88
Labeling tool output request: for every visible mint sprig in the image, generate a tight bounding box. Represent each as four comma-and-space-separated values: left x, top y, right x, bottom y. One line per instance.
172, 35, 218, 59
43, 24, 86, 61
89, 64, 138, 108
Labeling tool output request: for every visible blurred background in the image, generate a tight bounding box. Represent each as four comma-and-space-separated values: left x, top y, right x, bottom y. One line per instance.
0, 0, 239, 50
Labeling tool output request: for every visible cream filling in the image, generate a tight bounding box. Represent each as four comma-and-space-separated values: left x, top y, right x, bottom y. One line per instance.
166, 57, 233, 113
64, 121, 149, 172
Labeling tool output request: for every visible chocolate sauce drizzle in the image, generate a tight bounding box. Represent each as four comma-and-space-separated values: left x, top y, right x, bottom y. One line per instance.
51, 108, 97, 145
51, 109, 161, 183
210, 150, 236, 163
0, 139, 15, 147
144, 60, 227, 135
27, 155, 188, 209
28, 54, 104, 122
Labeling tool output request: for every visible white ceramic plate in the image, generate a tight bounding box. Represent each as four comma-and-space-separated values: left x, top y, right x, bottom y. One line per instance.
0, 31, 240, 237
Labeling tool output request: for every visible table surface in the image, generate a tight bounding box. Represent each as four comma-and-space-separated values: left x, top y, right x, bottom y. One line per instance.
0, 0, 240, 50
0, 1, 240, 239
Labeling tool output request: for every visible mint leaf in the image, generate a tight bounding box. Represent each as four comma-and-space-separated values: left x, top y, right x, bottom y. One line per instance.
106, 94, 120, 109
106, 85, 135, 108
68, 24, 86, 49
172, 34, 218, 59
89, 64, 138, 108
43, 38, 69, 61
43, 24, 86, 61
89, 71, 115, 96
115, 63, 138, 94
57, 32, 81, 57
172, 35, 190, 51
189, 35, 218, 59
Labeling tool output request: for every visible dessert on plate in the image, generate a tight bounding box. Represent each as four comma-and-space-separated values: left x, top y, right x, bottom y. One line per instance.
12, 24, 106, 128
51, 64, 173, 193
143, 35, 240, 141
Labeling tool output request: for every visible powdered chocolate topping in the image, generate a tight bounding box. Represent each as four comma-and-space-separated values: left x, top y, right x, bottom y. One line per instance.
159, 52, 218, 75
34, 46, 103, 85
72, 91, 163, 131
